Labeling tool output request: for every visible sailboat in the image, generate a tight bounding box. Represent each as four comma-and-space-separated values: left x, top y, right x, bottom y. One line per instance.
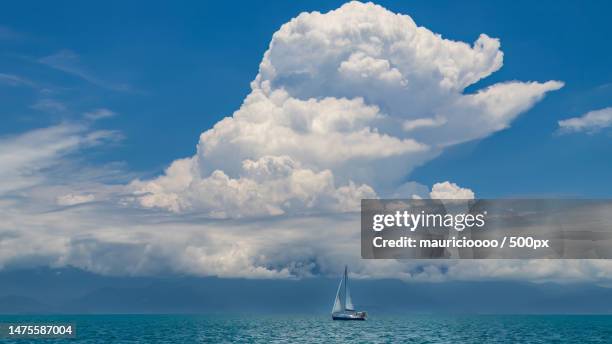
332, 265, 367, 320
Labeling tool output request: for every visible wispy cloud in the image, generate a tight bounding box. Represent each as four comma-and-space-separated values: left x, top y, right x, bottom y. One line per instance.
38, 50, 132, 92
30, 98, 67, 114
0, 26, 22, 40
0, 73, 38, 88
84, 108, 116, 121
56, 193, 95, 206
558, 107, 612, 134
0, 123, 118, 194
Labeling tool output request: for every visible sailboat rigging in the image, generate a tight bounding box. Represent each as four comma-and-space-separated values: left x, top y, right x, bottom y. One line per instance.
331, 265, 367, 320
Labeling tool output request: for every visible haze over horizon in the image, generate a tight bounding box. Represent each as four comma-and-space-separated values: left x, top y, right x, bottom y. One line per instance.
3, 266, 612, 314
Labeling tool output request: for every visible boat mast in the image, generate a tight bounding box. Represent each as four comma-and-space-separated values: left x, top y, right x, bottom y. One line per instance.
344, 265, 348, 310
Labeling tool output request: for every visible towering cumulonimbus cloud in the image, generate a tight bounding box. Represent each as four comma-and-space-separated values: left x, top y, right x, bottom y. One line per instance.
131, 1, 562, 217
11, 3, 612, 283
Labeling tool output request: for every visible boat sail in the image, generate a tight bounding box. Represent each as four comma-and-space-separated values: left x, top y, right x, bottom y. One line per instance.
332, 266, 367, 320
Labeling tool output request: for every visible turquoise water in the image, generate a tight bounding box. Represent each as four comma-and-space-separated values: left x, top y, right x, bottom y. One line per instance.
1, 314, 612, 343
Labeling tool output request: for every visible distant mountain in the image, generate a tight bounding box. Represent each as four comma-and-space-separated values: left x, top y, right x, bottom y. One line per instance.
1, 267, 612, 314
0, 295, 51, 314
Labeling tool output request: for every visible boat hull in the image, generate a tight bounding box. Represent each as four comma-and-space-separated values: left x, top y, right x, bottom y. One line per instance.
332, 316, 366, 321
332, 312, 367, 321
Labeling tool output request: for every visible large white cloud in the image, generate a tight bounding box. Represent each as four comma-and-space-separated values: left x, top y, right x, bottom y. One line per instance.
2, 123, 612, 284
2, 2, 591, 284
5, 194, 612, 284
132, 1, 562, 215
130, 154, 375, 217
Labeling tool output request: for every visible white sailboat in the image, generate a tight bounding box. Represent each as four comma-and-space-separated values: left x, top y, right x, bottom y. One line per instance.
332, 265, 367, 320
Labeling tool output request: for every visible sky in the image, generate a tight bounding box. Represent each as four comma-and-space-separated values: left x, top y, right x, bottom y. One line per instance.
1, 0, 610, 196
1, 1, 612, 287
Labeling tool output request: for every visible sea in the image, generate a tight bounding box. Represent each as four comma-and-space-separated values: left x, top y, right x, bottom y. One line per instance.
1, 314, 611, 343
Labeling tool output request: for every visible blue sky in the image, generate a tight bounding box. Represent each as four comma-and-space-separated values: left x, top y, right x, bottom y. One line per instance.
1, 1, 612, 283
2, 0, 610, 197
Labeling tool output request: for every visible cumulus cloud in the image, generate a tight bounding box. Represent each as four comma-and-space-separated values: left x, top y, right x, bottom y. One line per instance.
133, 1, 561, 216
130, 155, 375, 216
1, 123, 610, 283
2, 2, 590, 284
430, 181, 475, 200
4, 197, 612, 284
558, 107, 612, 134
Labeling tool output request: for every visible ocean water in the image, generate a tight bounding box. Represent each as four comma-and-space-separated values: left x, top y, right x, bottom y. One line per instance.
1, 314, 612, 343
